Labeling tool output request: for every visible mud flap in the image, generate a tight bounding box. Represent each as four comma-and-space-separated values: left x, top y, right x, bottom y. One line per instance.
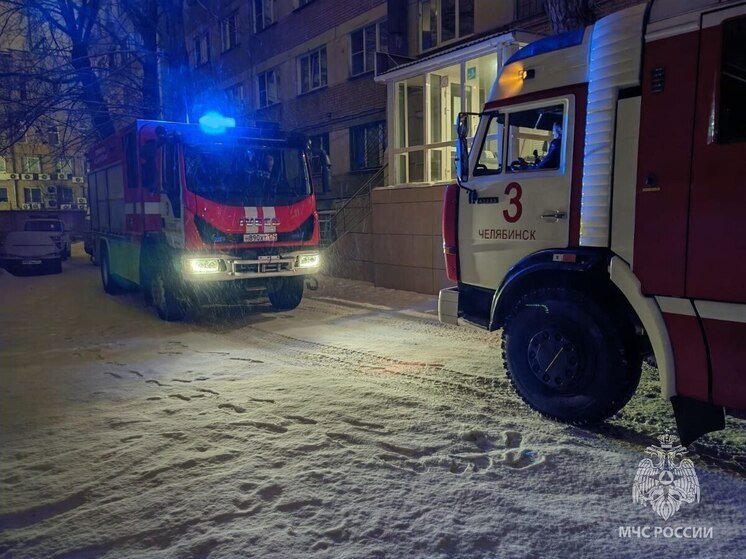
671, 396, 725, 446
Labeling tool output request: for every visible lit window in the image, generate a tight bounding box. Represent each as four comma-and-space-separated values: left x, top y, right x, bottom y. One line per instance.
254, 0, 275, 33
193, 33, 210, 67
298, 47, 327, 94
221, 12, 239, 52
257, 70, 279, 107
420, 0, 474, 51
57, 158, 74, 175
350, 122, 386, 171
23, 156, 41, 173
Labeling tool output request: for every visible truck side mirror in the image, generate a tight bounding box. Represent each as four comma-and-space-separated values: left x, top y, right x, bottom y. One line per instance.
456, 113, 470, 183
315, 150, 332, 193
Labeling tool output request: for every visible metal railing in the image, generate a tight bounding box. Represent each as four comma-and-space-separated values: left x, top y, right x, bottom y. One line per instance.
320, 163, 386, 249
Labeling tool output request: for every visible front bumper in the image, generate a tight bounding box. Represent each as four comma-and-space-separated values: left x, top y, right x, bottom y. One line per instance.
181, 250, 320, 283
438, 286, 460, 325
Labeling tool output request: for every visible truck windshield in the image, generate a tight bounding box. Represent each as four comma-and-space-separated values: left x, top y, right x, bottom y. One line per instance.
184, 144, 311, 206
24, 220, 62, 232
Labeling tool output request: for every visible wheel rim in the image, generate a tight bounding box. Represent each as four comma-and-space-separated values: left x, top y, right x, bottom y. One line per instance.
527, 328, 582, 391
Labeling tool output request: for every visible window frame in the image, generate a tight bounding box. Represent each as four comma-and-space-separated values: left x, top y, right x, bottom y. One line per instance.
350, 121, 387, 172
220, 11, 239, 52
0, 187, 8, 203
193, 32, 210, 67
350, 20, 387, 77
22, 156, 41, 174
254, 0, 276, 33
56, 158, 74, 175
23, 187, 42, 203
298, 46, 328, 94
419, 0, 474, 53
257, 69, 280, 108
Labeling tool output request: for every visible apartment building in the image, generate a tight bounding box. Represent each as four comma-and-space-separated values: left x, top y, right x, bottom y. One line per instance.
185, 0, 389, 210
0, 9, 88, 220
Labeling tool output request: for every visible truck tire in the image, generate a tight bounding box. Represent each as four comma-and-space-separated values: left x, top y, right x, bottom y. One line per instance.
268, 276, 304, 311
100, 245, 123, 294
502, 287, 641, 424
149, 266, 187, 322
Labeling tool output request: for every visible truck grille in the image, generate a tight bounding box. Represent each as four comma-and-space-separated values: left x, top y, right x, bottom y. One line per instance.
233, 262, 292, 274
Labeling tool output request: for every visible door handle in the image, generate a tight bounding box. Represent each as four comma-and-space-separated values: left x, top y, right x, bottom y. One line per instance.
540, 210, 567, 222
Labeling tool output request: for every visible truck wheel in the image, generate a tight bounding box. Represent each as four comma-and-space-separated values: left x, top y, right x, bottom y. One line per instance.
100, 246, 123, 294
149, 266, 186, 322
268, 276, 304, 311
502, 287, 641, 424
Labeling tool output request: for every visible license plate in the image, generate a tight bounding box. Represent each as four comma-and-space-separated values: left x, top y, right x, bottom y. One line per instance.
22, 260, 42, 265
243, 234, 277, 243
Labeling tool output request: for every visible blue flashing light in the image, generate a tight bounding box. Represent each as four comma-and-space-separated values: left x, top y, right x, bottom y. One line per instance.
198, 112, 237, 134
505, 28, 586, 66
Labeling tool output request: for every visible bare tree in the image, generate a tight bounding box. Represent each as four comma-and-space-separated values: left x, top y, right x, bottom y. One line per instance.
544, 0, 597, 34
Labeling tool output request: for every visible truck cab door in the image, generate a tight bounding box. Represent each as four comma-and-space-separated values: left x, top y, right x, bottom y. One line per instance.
459, 96, 575, 290
161, 142, 185, 249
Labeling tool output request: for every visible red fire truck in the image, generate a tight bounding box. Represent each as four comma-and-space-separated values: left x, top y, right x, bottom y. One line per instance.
440, 0, 746, 444
88, 115, 326, 321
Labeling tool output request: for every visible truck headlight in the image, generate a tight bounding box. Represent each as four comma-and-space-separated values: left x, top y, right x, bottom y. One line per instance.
297, 253, 320, 268
187, 258, 224, 274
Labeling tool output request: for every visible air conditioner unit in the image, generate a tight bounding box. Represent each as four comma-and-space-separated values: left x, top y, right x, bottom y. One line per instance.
79, 204, 88, 211
60, 203, 72, 210
46, 199, 58, 208
47, 185, 57, 194
8, 173, 20, 180
72, 177, 84, 183
77, 197, 87, 204
30, 202, 41, 209
56, 173, 68, 180
21, 203, 31, 210
38, 173, 50, 180
21, 173, 34, 181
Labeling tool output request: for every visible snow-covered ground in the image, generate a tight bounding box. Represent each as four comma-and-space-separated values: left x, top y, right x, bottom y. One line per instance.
1, 245, 744, 558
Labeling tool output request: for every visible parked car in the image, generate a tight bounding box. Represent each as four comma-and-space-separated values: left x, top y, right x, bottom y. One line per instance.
23, 218, 70, 260
0, 229, 63, 274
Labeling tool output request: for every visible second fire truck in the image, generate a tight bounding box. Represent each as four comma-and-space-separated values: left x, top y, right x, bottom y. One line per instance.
88, 115, 326, 321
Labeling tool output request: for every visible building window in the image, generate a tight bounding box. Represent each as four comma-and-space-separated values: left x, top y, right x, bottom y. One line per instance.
351, 122, 386, 171
516, 0, 545, 20
257, 69, 279, 107
309, 133, 330, 175
193, 33, 210, 67
58, 185, 74, 205
227, 83, 245, 104
350, 21, 388, 77
254, 0, 275, 33
719, 16, 746, 143
24, 187, 42, 203
0, 156, 6, 172
298, 47, 327, 94
220, 12, 239, 52
57, 158, 74, 175
22, 156, 41, 173
420, 0, 474, 51
0, 187, 8, 203
47, 126, 60, 145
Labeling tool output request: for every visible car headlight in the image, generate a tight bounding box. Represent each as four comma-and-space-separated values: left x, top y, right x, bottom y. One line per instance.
187, 258, 224, 274
297, 253, 320, 268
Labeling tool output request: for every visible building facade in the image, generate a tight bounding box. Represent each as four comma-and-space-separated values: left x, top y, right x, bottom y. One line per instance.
184, 0, 389, 211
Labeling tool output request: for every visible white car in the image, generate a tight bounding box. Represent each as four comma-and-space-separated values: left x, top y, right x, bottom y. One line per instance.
0, 220, 66, 274
23, 218, 70, 259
